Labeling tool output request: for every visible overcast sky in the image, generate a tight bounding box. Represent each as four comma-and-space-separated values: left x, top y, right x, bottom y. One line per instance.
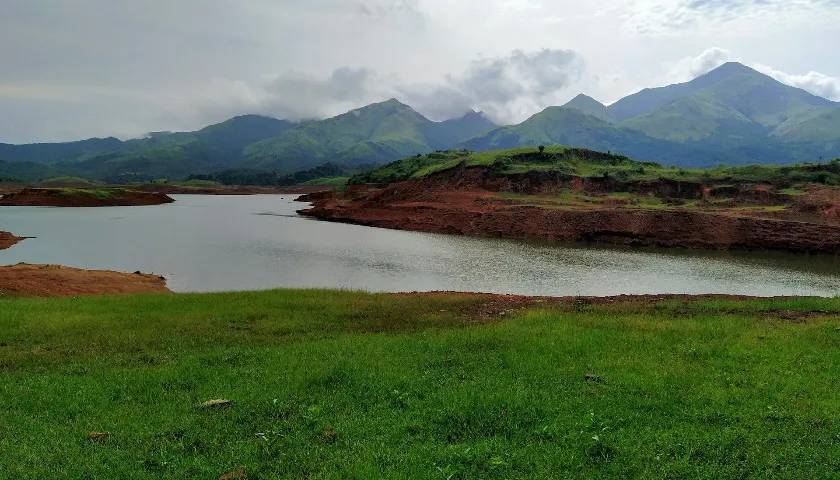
2, 0, 839, 143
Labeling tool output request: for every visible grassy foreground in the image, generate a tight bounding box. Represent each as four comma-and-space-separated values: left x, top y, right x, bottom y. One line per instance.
1, 290, 838, 479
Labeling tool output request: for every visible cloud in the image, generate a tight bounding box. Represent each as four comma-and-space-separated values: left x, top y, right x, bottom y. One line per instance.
176, 48, 586, 127
669, 47, 731, 82
753, 64, 840, 100
451, 49, 585, 123
625, 0, 840, 34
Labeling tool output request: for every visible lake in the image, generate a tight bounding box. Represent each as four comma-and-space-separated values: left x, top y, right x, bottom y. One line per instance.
1, 194, 838, 296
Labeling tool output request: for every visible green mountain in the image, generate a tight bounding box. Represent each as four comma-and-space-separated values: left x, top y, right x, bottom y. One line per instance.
0, 101, 495, 182
3, 63, 839, 181
466, 62, 840, 166
242, 99, 495, 172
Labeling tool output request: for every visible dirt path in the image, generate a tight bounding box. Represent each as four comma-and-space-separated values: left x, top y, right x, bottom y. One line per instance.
0, 264, 170, 297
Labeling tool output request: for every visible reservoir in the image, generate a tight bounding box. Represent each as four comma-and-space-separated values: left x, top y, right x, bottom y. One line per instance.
2, 194, 838, 296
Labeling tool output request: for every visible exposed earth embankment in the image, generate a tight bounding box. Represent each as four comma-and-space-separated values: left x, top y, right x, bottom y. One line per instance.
300, 165, 840, 253
0, 263, 170, 296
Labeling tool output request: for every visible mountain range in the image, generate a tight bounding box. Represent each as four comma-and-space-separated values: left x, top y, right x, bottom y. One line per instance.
1, 62, 839, 182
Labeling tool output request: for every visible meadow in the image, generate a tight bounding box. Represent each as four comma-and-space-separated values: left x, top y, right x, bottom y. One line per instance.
1, 290, 838, 479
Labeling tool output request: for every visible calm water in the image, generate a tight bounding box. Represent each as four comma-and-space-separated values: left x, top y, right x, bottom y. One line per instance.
1, 194, 839, 296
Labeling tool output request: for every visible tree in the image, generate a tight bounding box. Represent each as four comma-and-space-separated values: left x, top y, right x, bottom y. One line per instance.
538, 145, 545, 154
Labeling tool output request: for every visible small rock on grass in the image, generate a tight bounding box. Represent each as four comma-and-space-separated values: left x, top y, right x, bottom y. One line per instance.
219, 467, 247, 480
87, 431, 109, 442
322, 427, 338, 444
198, 399, 232, 409
584, 373, 603, 383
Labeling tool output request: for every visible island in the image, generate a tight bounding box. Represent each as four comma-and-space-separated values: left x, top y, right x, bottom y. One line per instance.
300, 147, 840, 253
0, 187, 174, 207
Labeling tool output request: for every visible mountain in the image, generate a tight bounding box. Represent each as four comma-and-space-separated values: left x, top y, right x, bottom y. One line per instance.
0, 115, 295, 182
465, 62, 840, 166
3, 63, 840, 182
426, 110, 497, 148
0, 137, 125, 165
242, 99, 495, 172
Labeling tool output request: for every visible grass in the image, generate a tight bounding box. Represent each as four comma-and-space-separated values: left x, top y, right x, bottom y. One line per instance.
350, 147, 840, 187
1, 290, 838, 479
299, 176, 350, 186
56, 187, 127, 200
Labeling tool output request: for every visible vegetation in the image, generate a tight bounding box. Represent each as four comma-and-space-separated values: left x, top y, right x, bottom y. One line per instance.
351, 146, 840, 186
55, 187, 126, 200
187, 163, 353, 186
38, 176, 102, 187
299, 176, 349, 186
0, 290, 837, 478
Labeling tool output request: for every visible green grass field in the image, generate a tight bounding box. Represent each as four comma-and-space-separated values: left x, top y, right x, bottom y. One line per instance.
1, 290, 838, 479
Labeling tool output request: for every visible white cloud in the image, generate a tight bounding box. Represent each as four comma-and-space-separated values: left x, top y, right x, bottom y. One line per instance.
753, 64, 840, 100
669, 47, 731, 82
166, 48, 585, 128
1, 0, 839, 142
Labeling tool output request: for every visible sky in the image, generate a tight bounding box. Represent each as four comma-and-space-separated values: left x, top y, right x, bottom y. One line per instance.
1, 0, 840, 143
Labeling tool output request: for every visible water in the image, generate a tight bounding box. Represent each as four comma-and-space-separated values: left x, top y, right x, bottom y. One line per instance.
1, 194, 838, 296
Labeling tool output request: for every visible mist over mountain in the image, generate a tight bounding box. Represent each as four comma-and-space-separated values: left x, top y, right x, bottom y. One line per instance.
1, 62, 839, 183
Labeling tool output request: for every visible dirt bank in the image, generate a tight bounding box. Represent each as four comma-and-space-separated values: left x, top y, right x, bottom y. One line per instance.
299, 166, 840, 253
0, 188, 174, 207
0, 231, 23, 250
0, 264, 170, 297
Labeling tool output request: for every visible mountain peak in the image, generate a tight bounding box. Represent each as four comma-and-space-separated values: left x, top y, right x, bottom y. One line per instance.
561, 94, 612, 122
563, 94, 605, 108
699, 61, 762, 81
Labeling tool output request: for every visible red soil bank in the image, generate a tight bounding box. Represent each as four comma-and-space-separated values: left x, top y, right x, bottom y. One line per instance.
299, 167, 840, 253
